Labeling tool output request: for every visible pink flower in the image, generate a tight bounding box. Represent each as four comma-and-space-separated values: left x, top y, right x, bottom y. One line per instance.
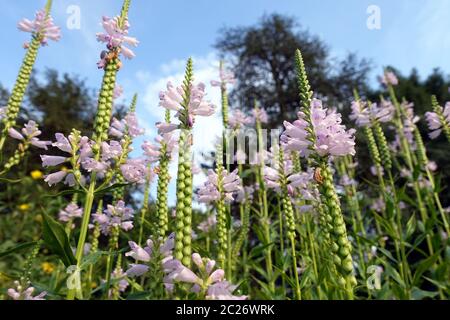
349, 100, 371, 127
53, 133, 73, 154
143, 132, 178, 163
125, 234, 175, 278
101, 140, 122, 161
425, 102, 450, 139
82, 158, 109, 176
427, 161, 438, 172
108, 268, 129, 296
210, 66, 235, 88
156, 132, 178, 157
235, 185, 254, 203
198, 169, 242, 203
228, 110, 252, 130
18, 9, 61, 45
350, 100, 394, 127
197, 215, 217, 233
7, 281, 47, 300
8, 128, 24, 140
120, 158, 148, 184
59, 203, 83, 222
156, 122, 178, 134
21, 120, 41, 137
159, 82, 184, 112
30, 138, 51, 150
206, 281, 247, 300
159, 82, 215, 126
41, 155, 67, 167
142, 141, 160, 163
96, 15, 138, 61
251, 108, 268, 124
287, 169, 318, 200
125, 112, 144, 137
126, 264, 149, 277
339, 174, 356, 187
125, 240, 152, 262
93, 200, 134, 235
113, 84, 123, 99
379, 70, 398, 86
44, 170, 68, 186
109, 118, 126, 138
282, 99, 355, 158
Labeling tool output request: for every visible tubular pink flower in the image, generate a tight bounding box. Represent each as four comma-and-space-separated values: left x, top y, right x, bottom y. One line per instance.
206, 281, 247, 300
159, 82, 216, 126
197, 215, 217, 233
59, 203, 83, 222
282, 99, 355, 158
198, 169, 242, 204
96, 15, 138, 59
210, 68, 235, 87
126, 264, 149, 277
82, 158, 109, 176
44, 170, 68, 186
53, 133, 73, 154
18, 9, 61, 45
379, 71, 398, 86
425, 103, 450, 139
93, 200, 134, 235
125, 241, 151, 262
101, 141, 122, 161
251, 108, 268, 124
156, 122, 178, 134
40, 155, 67, 167
120, 158, 148, 184
228, 110, 252, 130
30, 138, 51, 149
8, 128, 24, 140
125, 112, 144, 137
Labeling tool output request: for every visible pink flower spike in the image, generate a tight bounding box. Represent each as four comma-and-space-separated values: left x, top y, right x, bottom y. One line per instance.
125, 241, 151, 262
44, 170, 68, 186
53, 133, 72, 153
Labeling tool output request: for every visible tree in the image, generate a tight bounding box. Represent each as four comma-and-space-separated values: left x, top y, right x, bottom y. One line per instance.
26, 69, 97, 140
215, 14, 372, 126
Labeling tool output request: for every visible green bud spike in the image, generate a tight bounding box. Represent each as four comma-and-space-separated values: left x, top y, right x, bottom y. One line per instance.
219, 60, 229, 128
174, 58, 195, 266
295, 49, 316, 153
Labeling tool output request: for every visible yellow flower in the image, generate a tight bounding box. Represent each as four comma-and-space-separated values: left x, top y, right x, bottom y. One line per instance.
35, 214, 43, 223
41, 262, 55, 274
30, 170, 43, 180
18, 204, 30, 211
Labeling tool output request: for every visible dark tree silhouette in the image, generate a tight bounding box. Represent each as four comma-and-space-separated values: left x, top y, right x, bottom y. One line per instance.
215, 14, 372, 126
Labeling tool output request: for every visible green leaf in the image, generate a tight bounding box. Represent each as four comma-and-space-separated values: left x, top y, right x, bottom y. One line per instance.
0, 241, 37, 258
126, 291, 152, 300
405, 214, 416, 239
80, 251, 108, 270
0, 177, 22, 183
411, 287, 439, 300
42, 211, 76, 267
42, 188, 85, 199
412, 252, 441, 285
95, 183, 129, 195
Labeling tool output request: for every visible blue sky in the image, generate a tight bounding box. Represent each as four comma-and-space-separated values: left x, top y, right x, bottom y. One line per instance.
1, 0, 448, 204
